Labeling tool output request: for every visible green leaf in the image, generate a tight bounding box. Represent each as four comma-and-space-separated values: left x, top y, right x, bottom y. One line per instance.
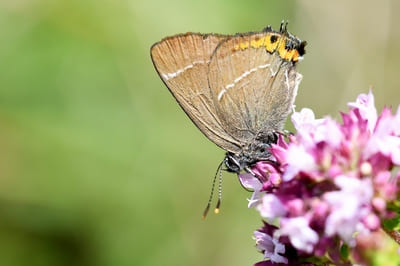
383, 215, 400, 231
340, 243, 350, 259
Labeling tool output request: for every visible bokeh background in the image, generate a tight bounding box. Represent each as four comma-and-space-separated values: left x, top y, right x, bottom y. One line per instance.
1, 0, 400, 265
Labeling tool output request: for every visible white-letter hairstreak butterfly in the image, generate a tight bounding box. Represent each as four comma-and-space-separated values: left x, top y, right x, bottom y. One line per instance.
150, 22, 306, 217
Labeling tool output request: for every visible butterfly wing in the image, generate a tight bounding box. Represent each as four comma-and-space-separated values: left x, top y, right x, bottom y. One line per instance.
207, 32, 303, 144
150, 33, 242, 153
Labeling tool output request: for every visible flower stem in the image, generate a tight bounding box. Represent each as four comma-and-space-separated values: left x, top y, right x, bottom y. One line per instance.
383, 228, 400, 245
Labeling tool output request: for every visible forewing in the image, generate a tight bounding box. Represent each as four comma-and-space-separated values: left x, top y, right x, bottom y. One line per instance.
150, 33, 241, 152
208, 32, 302, 143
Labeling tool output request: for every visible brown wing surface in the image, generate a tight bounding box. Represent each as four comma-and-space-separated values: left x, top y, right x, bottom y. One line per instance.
151, 33, 242, 153
207, 32, 302, 143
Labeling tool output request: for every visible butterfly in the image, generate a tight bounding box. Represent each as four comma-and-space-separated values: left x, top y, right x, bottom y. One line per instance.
150, 22, 306, 216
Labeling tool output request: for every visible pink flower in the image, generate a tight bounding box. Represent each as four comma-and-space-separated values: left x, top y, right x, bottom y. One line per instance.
279, 217, 319, 253
347, 90, 377, 133
291, 108, 325, 133
283, 144, 317, 181
323, 176, 373, 246
248, 91, 400, 265
239, 173, 263, 208
257, 194, 287, 221
254, 231, 288, 264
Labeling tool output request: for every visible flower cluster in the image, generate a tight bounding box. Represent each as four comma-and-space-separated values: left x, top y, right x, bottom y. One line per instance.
240, 91, 400, 265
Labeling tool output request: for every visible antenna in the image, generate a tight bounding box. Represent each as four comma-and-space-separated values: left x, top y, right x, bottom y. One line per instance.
202, 160, 224, 219
215, 163, 223, 214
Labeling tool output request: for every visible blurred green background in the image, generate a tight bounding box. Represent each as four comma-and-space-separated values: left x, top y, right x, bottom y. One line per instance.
0, 0, 400, 265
